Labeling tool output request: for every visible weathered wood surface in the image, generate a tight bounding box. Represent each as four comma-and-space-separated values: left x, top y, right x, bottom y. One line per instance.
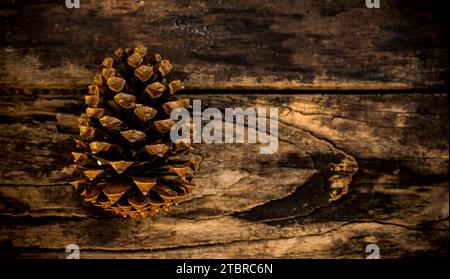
0, 0, 448, 89
0, 90, 448, 258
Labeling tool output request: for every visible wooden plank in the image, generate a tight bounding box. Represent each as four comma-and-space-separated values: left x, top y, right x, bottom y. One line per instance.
4, 221, 448, 259
0, 180, 447, 251
0, 89, 358, 218
0, 89, 447, 258
0, 0, 448, 89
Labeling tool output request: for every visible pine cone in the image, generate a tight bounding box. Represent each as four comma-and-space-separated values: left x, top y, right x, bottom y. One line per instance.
70, 45, 198, 218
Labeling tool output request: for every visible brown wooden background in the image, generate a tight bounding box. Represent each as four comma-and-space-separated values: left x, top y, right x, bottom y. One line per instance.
0, 0, 448, 258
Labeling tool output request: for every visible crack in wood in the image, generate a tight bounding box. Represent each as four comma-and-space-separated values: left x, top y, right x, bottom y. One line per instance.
0, 90, 447, 258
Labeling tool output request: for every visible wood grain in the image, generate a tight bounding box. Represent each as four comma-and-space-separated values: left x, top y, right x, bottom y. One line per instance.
0, 89, 447, 258
6, 222, 448, 259
0, 0, 448, 89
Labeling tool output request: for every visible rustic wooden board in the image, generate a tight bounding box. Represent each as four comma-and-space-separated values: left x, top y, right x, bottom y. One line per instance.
7, 222, 448, 259
0, 89, 447, 258
0, 0, 448, 89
